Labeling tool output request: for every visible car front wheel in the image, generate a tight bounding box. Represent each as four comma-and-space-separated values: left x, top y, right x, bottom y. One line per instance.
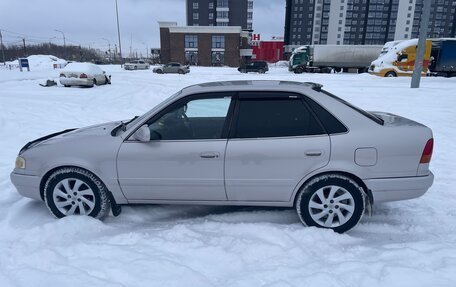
44, 167, 110, 219
295, 174, 365, 233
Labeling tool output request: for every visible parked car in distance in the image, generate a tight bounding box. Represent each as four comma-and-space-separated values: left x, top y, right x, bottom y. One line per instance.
10, 81, 434, 233
59, 62, 111, 87
124, 60, 150, 70
153, 62, 190, 74
238, 61, 269, 73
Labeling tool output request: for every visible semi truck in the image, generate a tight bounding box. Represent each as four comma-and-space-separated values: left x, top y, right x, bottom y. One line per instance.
289, 45, 383, 74
368, 38, 456, 77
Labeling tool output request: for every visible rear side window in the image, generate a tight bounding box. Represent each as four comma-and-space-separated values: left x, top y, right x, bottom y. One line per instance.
233, 93, 325, 138
304, 97, 348, 134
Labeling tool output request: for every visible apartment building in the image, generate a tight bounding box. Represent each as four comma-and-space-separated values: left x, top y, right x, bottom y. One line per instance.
186, 0, 254, 30
284, 0, 456, 53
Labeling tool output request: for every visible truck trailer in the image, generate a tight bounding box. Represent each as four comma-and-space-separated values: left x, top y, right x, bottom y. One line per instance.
289, 45, 383, 74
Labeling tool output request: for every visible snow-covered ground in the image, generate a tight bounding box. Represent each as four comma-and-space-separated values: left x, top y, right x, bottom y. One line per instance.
0, 62, 455, 286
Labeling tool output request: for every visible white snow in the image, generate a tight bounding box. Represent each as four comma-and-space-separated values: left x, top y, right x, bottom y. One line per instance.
0, 64, 456, 286
3, 54, 67, 71
61, 62, 104, 75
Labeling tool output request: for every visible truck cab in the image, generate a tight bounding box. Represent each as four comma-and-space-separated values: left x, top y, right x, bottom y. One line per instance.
369, 39, 432, 77
289, 46, 310, 73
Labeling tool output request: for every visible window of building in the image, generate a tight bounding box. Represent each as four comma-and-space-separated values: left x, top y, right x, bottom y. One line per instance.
185, 35, 198, 48
248, 1, 253, 9
217, 11, 228, 18
209, 2, 214, 9
247, 12, 253, 20
212, 35, 225, 49
209, 13, 214, 19
193, 13, 199, 20
217, 0, 228, 8
193, 2, 199, 9
211, 51, 224, 65
247, 23, 252, 30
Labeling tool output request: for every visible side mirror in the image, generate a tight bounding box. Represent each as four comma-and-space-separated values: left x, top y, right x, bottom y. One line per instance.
133, 125, 151, 142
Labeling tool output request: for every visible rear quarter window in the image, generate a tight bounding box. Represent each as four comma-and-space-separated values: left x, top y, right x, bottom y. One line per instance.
304, 96, 348, 134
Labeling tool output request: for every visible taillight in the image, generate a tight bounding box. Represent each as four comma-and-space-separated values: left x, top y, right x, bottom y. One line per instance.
59, 73, 66, 77
420, 138, 433, 164
80, 73, 88, 78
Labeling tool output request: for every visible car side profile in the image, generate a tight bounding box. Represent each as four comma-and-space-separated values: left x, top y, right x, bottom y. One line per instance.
124, 60, 150, 70
153, 62, 190, 74
238, 61, 269, 73
10, 81, 434, 233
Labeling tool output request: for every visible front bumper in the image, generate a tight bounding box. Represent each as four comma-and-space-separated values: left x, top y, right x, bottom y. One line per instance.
10, 172, 42, 201
365, 172, 434, 203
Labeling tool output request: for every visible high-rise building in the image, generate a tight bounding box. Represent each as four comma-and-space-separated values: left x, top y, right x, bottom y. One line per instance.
284, 0, 456, 54
186, 0, 254, 30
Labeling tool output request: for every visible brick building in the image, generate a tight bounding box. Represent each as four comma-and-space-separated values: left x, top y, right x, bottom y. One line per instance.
159, 22, 252, 67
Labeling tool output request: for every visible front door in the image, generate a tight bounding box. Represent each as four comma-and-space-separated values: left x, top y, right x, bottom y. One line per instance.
225, 92, 330, 202
117, 93, 234, 201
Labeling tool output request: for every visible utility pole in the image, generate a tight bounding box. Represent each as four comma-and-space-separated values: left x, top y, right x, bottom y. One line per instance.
115, 0, 123, 66
22, 38, 27, 57
102, 38, 111, 62
130, 33, 132, 59
0, 29, 5, 65
411, 0, 431, 88
55, 29, 66, 59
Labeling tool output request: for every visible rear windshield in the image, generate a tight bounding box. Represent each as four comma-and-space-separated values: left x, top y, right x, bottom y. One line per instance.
321, 90, 384, 125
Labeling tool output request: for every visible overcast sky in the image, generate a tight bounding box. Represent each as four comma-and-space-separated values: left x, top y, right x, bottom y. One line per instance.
0, 0, 285, 56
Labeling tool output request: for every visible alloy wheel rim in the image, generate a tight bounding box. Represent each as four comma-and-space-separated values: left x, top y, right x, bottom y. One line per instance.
52, 178, 96, 216
308, 185, 355, 228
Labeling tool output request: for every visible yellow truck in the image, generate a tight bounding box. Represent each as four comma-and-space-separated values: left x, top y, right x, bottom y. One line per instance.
369, 39, 432, 77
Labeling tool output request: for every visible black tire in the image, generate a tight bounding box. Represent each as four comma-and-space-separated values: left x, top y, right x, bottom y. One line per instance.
294, 67, 304, 74
178, 69, 184, 74
64, 85, 71, 87
156, 69, 163, 74
295, 174, 365, 233
134, 66, 137, 70
93, 78, 97, 86
334, 67, 342, 73
44, 167, 110, 220
258, 68, 265, 74
385, 71, 397, 77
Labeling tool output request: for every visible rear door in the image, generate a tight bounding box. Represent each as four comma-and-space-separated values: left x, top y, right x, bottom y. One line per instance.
225, 92, 330, 202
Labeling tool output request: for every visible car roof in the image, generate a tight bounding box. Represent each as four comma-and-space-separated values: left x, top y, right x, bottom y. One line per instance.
182, 80, 322, 94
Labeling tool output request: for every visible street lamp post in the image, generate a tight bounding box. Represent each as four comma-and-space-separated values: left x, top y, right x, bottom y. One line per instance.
115, 0, 123, 66
55, 29, 66, 59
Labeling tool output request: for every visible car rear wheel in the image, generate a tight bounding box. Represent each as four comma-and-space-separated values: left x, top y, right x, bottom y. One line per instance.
385, 71, 397, 77
295, 174, 365, 233
258, 68, 265, 74
44, 167, 110, 219
178, 69, 185, 74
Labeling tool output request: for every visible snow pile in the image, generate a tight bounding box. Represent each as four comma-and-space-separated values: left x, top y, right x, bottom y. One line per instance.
0, 66, 456, 286
6, 55, 67, 70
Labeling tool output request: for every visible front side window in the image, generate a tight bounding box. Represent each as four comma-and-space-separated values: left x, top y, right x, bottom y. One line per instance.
233, 93, 325, 138
147, 95, 232, 140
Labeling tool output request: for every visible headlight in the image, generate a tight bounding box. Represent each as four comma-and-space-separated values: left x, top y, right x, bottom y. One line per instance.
15, 156, 26, 169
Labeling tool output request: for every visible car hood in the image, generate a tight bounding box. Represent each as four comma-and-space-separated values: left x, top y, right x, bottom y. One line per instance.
20, 121, 121, 154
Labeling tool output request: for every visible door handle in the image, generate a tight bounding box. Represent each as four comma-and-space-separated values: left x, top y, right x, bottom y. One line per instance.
200, 152, 220, 159
305, 150, 322, 156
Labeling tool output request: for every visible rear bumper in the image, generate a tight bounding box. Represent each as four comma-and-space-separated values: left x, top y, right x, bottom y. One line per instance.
60, 77, 93, 86
365, 172, 434, 203
10, 172, 42, 201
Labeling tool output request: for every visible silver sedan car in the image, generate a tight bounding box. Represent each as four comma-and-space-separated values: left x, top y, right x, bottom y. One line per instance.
10, 81, 434, 233
153, 62, 190, 74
